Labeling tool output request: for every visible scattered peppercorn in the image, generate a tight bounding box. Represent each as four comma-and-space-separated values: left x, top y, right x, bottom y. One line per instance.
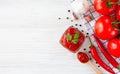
79, 24, 82, 26
75, 24, 78, 26
58, 17, 61, 20
83, 48, 86, 51
88, 51, 91, 53
90, 58, 92, 60
66, 17, 69, 19
68, 10, 70, 12
86, 33, 89, 35
81, 30, 84, 32
71, 20, 73, 22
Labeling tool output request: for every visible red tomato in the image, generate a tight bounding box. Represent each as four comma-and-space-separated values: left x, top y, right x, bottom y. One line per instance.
94, 16, 119, 40
60, 26, 85, 53
108, 38, 120, 57
116, 6, 120, 21
94, 0, 118, 15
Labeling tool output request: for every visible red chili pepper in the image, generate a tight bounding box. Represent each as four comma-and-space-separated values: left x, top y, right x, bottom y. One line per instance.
93, 34, 120, 70
88, 36, 115, 74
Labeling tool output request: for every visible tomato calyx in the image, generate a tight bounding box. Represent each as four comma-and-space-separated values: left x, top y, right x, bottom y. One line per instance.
111, 22, 120, 34
112, 22, 120, 28
106, 0, 120, 8
112, 22, 120, 25
66, 32, 80, 44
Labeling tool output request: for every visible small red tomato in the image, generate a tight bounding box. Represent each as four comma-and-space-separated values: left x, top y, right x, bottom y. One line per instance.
108, 38, 120, 58
77, 52, 89, 63
94, 16, 119, 40
60, 26, 85, 53
116, 6, 120, 21
94, 0, 118, 15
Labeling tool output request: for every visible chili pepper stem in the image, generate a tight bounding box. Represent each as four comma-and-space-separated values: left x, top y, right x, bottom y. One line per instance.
88, 36, 94, 48
117, 66, 120, 71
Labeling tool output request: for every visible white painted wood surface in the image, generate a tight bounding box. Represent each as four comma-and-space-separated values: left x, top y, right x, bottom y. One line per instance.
0, 0, 108, 74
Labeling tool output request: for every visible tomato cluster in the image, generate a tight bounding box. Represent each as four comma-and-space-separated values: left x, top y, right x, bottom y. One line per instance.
94, 0, 120, 58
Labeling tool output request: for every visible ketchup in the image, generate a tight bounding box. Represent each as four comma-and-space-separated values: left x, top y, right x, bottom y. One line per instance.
60, 26, 85, 53
77, 52, 89, 63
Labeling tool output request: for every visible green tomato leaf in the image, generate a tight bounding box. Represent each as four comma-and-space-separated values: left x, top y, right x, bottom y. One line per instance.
66, 33, 72, 41
72, 39, 78, 44
74, 32, 80, 39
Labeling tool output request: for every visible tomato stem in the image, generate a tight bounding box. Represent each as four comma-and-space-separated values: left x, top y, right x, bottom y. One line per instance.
109, 2, 118, 5
112, 22, 120, 37
106, 0, 120, 8
112, 22, 120, 25
112, 22, 120, 29
108, 2, 119, 4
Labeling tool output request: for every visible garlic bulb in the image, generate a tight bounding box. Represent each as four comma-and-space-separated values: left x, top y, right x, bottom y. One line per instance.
71, 0, 90, 15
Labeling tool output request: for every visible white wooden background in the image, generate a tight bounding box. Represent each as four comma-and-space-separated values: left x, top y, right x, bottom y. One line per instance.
0, 0, 109, 74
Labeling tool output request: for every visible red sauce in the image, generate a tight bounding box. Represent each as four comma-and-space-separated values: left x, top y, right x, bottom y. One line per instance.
77, 52, 89, 63
60, 26, 85, 53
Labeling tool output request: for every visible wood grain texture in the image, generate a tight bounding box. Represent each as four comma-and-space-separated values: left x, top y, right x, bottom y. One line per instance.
0, 0, 109, 74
